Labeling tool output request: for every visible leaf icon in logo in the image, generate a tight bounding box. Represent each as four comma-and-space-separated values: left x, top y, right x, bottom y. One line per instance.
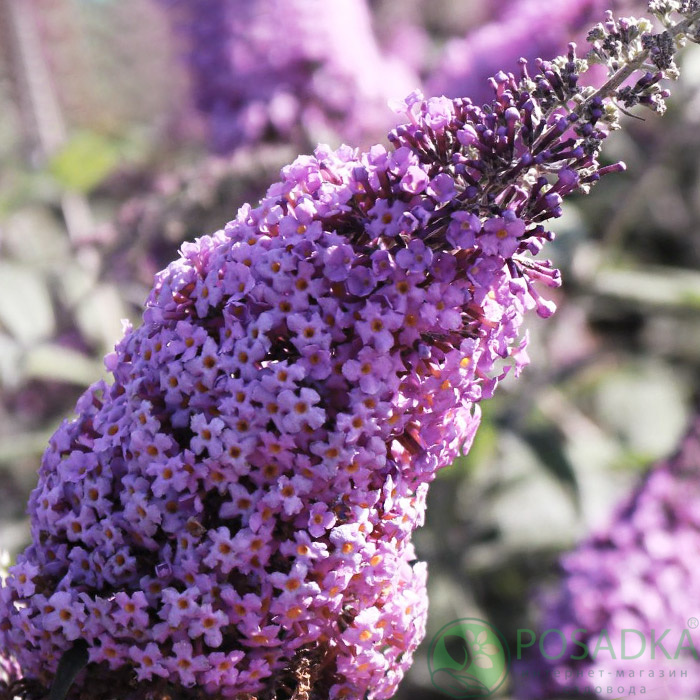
429, 619, 510, 698
443, 633, 473, 670
430, 668, 492, 698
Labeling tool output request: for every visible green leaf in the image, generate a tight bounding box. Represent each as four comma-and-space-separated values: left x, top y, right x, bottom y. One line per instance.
74, 283, 132, 352
0, 429, 55, 466
49, 131, 119, 192
593, 265, 700, 311
23, 344, 103, 386
430, 668, 491, 698
0, 262, 55, 345
522, 424, 581, 510
0, 332, 23, 388
49, 640, 89, 700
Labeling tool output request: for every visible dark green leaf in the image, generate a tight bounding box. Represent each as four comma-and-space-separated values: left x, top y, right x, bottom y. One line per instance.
522, 424, 580, 510
49, 640, 88, 700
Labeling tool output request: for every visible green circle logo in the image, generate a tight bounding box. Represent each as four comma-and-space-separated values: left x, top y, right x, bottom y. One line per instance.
428, 618, 510, 698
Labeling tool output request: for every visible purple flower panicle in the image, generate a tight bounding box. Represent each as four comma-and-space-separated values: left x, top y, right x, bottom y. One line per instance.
0, 98, 560, 698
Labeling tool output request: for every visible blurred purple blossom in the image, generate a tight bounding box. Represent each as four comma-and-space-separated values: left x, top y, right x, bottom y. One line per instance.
158, 0, 417, 152
517, 416, 700, 699
427, 0, 633, 105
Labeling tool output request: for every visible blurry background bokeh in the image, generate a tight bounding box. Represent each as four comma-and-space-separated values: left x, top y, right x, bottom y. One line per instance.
1, 0, 700, 697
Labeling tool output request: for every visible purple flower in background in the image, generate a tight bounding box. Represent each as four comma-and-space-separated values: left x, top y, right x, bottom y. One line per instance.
427, 0, 634, 105
516, 417, 700, 699
158, 0, 417, 152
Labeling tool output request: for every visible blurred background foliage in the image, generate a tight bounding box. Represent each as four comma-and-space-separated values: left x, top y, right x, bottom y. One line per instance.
0, 0, 699, 697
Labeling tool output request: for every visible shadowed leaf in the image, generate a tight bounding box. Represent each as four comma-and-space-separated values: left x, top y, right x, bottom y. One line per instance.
522, 424, 580, 510
48, 640, 88, 700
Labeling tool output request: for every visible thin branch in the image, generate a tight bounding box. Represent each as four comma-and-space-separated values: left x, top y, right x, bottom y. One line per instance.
580, 7, 700, 112
530, 7, 700, 154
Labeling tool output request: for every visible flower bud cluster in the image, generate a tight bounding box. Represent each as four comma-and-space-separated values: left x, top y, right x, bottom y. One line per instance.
2, 4, 700, 699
